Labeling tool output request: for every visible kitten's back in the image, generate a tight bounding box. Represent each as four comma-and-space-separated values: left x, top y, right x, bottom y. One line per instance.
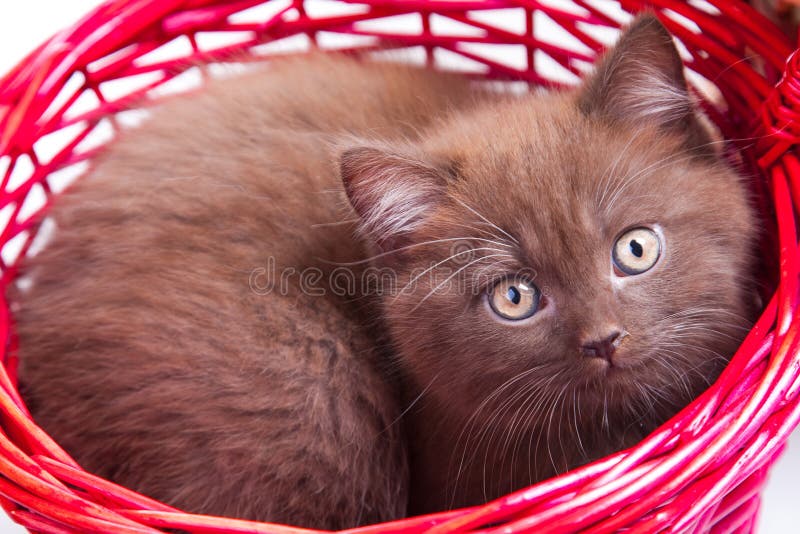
13, 55, 476, 526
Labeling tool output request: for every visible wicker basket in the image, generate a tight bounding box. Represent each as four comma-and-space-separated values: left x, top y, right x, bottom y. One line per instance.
0, 0, 798, 532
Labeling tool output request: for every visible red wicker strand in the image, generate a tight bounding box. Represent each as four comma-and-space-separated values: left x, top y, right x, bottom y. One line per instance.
0, 1, 798, 532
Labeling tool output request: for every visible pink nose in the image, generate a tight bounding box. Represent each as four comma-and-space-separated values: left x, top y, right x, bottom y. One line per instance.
581, 330, 624, 362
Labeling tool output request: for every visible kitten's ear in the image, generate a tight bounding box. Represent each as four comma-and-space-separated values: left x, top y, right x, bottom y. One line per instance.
578, 15, 708, 145
339, 146, 446, 250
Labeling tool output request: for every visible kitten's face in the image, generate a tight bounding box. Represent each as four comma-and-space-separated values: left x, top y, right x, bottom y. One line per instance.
381, 108, 752, 422
341, 17, 756, 437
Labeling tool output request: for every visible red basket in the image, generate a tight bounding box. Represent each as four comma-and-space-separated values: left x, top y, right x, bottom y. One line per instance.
0, 0, 798, 532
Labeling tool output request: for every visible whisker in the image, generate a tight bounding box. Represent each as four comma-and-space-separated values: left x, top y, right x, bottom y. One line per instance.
448, 366, 545, 506
596, 134, 639, 209
450, 222, 518, 250
315, 236, 512, 266
453, 198, 519, 245
393, 247, 510, 301
410, 254, 511, 312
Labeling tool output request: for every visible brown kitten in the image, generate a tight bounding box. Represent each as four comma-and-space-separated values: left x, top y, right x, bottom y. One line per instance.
14, 57, 479, 527
13, 14, 756, 527
339, 16, 756, 513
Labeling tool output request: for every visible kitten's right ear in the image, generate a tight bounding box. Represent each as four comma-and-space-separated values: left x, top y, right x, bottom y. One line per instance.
339, 146, 446, 250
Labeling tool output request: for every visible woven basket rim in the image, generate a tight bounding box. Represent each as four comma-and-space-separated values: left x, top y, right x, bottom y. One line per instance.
0, 1, 798, 532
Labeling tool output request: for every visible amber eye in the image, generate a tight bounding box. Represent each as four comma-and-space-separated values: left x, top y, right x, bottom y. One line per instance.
613, 227, 661, 276
487, 277, 540, 320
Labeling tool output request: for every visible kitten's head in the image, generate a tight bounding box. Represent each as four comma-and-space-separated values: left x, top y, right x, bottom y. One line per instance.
340, 17, 756, 438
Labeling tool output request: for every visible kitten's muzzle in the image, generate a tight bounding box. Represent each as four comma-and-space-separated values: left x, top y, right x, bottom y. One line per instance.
580, 329, 628, 364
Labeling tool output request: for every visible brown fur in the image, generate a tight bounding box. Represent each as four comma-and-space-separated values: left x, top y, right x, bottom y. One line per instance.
14, 57, 478, 527
14, 16, 757, 526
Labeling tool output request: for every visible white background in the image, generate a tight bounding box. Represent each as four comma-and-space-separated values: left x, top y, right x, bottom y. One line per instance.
0, 1, 797, 532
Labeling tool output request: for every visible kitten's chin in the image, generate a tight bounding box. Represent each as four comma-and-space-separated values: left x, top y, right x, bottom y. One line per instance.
581, 355, 646, 392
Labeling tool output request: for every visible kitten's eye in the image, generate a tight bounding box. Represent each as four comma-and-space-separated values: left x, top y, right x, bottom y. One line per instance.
488, 277, 540, 320
613, 227, 661, 275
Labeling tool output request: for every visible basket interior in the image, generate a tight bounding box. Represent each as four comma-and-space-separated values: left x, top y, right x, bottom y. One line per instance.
0, 1, 797, 533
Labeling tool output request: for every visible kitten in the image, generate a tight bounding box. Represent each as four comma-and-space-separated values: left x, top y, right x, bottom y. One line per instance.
13, 14, 755, 527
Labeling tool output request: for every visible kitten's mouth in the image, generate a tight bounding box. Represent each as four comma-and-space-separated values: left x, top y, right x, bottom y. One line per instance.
585, 354, 629, 372
575, 358, 649, 405
584, 353, 644, 383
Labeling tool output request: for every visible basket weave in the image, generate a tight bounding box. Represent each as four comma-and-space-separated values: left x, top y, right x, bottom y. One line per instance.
0, 0, 798, 532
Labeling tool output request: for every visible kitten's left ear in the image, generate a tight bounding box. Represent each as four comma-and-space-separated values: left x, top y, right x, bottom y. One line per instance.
339, 146, 447, 251
578, 14, 710, 148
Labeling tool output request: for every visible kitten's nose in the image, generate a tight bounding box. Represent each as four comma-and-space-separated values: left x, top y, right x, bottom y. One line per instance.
581, 330, 625, 362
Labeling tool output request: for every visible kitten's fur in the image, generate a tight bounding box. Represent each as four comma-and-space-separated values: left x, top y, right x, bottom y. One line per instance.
14, 16, 756, 526
15, 57, 475, 527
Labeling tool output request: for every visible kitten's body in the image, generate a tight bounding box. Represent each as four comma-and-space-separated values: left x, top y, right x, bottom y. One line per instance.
15, 17, 757, 528
15, 57, 478, 526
